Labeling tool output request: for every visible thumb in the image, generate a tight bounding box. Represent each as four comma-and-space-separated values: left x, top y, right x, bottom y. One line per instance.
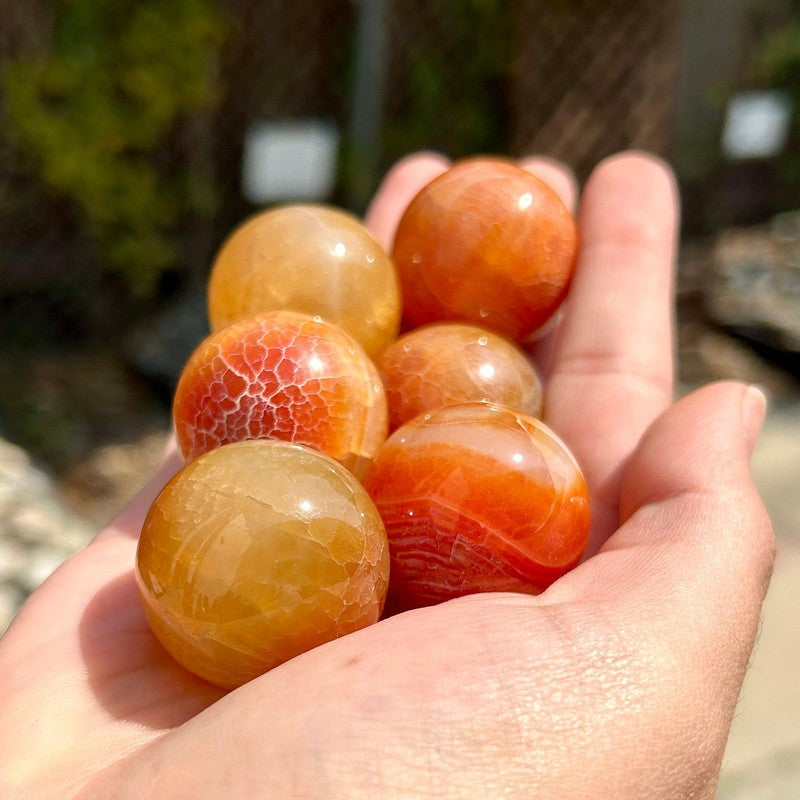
618, 381, 767, 529
549, 381, 774, 734
561, 381, 774, 613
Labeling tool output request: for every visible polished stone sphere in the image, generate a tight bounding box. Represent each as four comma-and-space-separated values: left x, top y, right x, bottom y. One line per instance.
364, 402, 589, 610
377, 322, 542, 430
136, 440, 390, 688
392, 158, 577, 341
207, 204, 401, 358
173, 310, 388, 479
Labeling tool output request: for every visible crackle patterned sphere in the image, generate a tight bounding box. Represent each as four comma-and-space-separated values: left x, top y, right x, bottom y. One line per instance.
207, 204, 401, 358
377, 322, 542, 430
136, 440, 390, 688
173, 310, 387, 477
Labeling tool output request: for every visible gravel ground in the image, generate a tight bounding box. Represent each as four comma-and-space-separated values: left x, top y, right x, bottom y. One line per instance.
0, 431, 167, 633
0, 437, 94, 631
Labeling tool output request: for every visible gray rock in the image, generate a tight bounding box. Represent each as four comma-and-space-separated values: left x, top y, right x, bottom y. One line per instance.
706, 210, 800, 352
0, 584, 24, 635
0, 437, 94, 632
0, 537, 27, 584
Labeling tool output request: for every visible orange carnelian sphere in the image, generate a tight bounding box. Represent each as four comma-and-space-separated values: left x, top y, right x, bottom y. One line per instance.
207, 204, 401, 358
392, 158, 577, 340
173, 310, 388, 477
377, 322, 542, 430
364, 403, 590, 610
136, 440, 390, 688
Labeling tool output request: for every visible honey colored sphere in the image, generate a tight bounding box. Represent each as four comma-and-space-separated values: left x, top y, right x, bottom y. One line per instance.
364, 403, 590, 610
173, 310, 388, 478
136, 440, 390, 689
207, 204, 401, 358
377, 322, 543, 430
392, 158, 577, 341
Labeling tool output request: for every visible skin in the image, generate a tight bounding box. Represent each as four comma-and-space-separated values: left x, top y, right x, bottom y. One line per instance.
0, 151, 774, 799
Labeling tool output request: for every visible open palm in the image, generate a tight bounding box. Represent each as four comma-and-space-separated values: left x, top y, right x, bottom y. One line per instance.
0, 153, 773, 799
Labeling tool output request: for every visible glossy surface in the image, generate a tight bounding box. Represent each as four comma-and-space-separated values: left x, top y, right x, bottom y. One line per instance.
377, 322, 542, 430
392, 158, 577, 341
173, 310, 387, 477
364, 403, 590, 610
207, 204, 401, 358
136, 440, 390, 688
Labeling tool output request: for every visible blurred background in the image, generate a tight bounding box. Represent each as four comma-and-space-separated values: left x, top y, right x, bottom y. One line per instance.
0, 0, 798, 794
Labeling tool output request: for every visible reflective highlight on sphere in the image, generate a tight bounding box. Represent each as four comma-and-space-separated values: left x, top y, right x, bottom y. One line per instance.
364, 403, 590, 610
207, 204, 401, 357
136, 440, 390, 689
377, 322, 543, 430
173, 310, 388, 477
392, 158, 577, 341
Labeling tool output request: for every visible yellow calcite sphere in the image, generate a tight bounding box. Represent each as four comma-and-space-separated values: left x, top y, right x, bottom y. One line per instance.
207, 204, 401, 358
136, 440, 390, 688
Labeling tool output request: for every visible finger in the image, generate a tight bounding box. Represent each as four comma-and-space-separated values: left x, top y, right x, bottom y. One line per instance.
549, 382, 773, 760
518, 155, 578, 213
544, 152, 679, 552
363, 151, 451, 251
552, 381, 774, 653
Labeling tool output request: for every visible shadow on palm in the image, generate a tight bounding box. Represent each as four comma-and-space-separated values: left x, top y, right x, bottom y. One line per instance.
78, 567, 225, 729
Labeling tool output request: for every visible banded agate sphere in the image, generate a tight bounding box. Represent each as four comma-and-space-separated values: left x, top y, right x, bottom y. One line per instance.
392, 158, 577, 341
364, 403, 590, 610
136, 440, 390, 688
173, 310, 387, 478
207, 204, 401, 358
377, 322, 542, 430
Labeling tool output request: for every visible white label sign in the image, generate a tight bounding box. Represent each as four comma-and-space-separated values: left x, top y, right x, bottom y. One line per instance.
242, 119, 340, 203
722, 91, 793, 160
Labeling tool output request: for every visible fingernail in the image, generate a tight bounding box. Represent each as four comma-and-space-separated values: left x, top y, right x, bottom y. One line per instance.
742, 384, 768, 454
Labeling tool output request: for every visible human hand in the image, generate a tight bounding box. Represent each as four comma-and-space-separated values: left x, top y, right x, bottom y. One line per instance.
0, 152, 774, 799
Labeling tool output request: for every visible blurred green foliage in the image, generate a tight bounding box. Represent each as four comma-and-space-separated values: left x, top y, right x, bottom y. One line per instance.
757, 11, 800, 191
759, 15, 800, 94
2, 0, 227, 294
